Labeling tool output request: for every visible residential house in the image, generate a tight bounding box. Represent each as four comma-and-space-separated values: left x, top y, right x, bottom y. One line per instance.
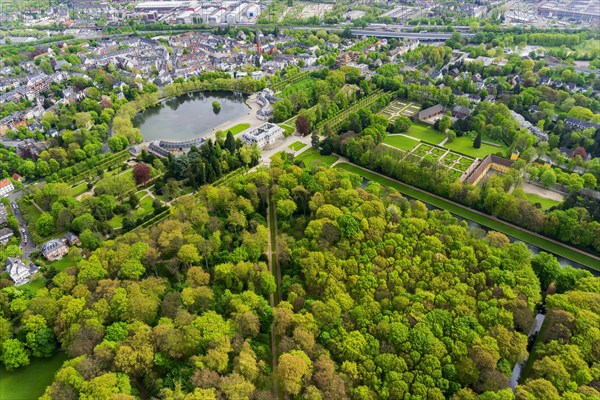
467, 94, 481, 104
4, 257, 38, 286
452, 106, 471, 119
16, 138, 48, 161
0, 227, 14, 244
64, 232, 80, 246
41, 239, 69, 261
565, 117, 600, 131
0, 179, 14, 197
336, 51, 360, 67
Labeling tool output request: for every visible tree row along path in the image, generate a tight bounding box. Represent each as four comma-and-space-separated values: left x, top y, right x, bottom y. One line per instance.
335, 162, 600, 271
266, 189, 281, 399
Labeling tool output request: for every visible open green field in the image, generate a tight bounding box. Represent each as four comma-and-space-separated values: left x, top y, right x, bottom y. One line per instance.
17, 200, 42, 224
288, 141, 307, 151
383, 135, 420, 151
109, 214, 125, 229
575, 39, 600, 56
135, 196, 155, 219
69, 182, 89, 197
405, 123, 445, 144
227, 123, 251, 136
296, 148, 339, 167
335, 162, 600, 271
280, 124, 295, 136
23, 275, 45, 291
402, 122, 505, 158
52, 257, 74, 273
523, 192, 562, 210
0, 352, 68, 400
445, 136, 504, 159
542, 39, 600, 57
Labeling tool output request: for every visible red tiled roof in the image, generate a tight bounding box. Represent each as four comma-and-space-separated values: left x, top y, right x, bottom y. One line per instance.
0, 179, 12, 188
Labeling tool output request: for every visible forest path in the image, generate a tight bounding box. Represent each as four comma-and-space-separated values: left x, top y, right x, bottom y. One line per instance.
266, 189, 281, 399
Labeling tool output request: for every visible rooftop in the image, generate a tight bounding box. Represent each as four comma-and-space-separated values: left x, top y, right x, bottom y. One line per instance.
246, 122, 279, 138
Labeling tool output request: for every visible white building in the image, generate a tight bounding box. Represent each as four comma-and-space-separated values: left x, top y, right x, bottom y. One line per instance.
4, 257, 38, 286
242, 123, 283, 149
0, 179, 14, 197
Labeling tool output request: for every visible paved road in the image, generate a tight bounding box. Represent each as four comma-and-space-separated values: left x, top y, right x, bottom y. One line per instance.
5, 189, 37, 258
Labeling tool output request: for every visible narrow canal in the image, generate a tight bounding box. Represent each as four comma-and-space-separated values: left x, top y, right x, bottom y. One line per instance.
509, 311, 546, 390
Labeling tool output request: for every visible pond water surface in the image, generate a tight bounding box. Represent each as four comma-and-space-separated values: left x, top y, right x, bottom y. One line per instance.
134, 91, 250, 142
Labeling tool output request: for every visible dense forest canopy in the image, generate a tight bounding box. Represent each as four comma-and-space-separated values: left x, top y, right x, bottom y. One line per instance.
1, 163, 597, 399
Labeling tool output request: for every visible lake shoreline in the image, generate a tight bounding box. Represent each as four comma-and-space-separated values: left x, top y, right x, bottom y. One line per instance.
133, 91, 251, 142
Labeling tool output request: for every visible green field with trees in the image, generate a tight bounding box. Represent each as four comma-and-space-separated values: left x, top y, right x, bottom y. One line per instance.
0, 352, 68, 400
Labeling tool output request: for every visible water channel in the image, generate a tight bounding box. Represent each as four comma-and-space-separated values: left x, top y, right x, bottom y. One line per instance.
360, 178, 598, 274
133, 91, 250, 142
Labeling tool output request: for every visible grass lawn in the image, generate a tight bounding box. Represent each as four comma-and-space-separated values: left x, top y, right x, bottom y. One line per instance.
22, 275, 46, 292
280, 78, 316, 98
575, 39, 600, 56
109, 214, 125, 229
288, 141, 307, 151
335, 162, 600, 271
51, 257, 74, 273
405, 122, 445, 144
280, 124, 295, 136
523, 192, 562, 210
69, 182, 88, 197
0, 352, 68, 400
135, 196, 154, 218
445, 136, 503, 159
405, 123, 506, 158
228, 123, 250, 135
383, 135, 420, 151
295, 148, 339, 167
121, 169, 134, 180
17, 200, 42, 225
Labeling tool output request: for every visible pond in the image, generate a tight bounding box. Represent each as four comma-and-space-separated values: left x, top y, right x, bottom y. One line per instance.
133, 91, 250, 142
0, 352, 68, 400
